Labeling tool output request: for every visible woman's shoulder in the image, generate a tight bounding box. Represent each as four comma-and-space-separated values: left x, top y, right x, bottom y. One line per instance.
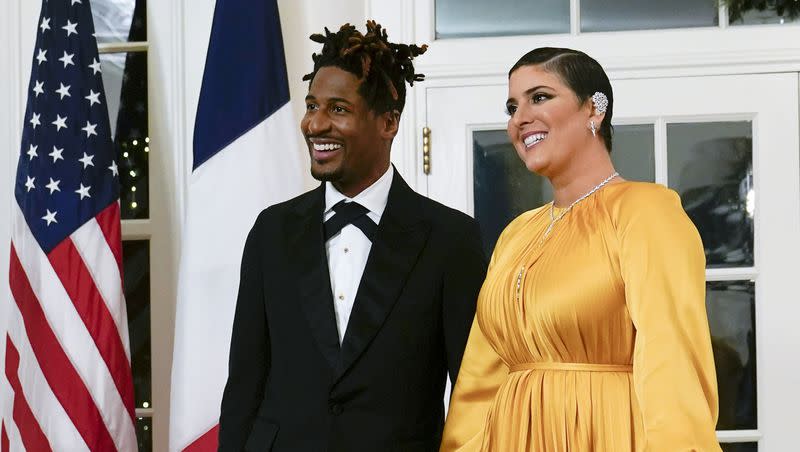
602, 180, 699, 240
603, 180, 680, 207
603, 180, 684, 220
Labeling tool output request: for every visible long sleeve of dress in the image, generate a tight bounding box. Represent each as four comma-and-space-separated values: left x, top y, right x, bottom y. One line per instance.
440, 231, 512, 452
616, 185, 721, 451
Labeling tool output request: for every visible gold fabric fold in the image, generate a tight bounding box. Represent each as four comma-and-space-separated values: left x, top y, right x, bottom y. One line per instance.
509, 362, 633, 373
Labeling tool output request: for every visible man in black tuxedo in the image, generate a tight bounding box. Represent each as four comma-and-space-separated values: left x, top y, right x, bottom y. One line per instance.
218, 21, 487, 452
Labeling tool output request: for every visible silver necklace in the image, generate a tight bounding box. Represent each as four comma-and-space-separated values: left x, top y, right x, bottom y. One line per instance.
541, 171, 619, 241
515, 171, 619, 304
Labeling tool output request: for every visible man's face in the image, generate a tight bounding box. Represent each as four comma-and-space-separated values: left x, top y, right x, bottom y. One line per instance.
301, 66, 395, 197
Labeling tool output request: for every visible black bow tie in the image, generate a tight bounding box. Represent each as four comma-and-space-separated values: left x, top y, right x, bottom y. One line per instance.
323, 200, 378, 241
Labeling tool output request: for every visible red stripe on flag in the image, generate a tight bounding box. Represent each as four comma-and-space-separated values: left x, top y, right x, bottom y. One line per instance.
183, 424, 219, 452
0, 420, 7, 452
9, 246, 117, 452
4, 335, 52, 452
1, 419, 8, 452
48, 237, 136, 421
95, 202, 123, 275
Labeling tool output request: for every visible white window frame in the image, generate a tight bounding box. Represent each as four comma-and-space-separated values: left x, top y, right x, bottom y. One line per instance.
369, 0, 800, 194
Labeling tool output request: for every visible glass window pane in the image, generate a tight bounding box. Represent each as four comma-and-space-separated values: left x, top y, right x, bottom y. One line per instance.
721, 442, 758, 452
667, 122, 753, 268
729, 2, 800, 26
611, 124, 655, 182
123, 240, 151, 410
581, 0, 718, 32
100, 51, 149, 219
473, 130, 551, 256
92, 0, 146, 43
135, 416, 152, 452
707, 280, 757, 430
435, 0, 569, 38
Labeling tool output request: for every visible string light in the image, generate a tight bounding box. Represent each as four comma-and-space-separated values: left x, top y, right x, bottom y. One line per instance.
131, 201, 138, 208
142, 401, 149, 408
123, 151, 129, 158
144, 146, 149, 153
131, 186, 137, 192
129, 170, 136, 177
132, 139, 138, 146
145, 137, 150, 143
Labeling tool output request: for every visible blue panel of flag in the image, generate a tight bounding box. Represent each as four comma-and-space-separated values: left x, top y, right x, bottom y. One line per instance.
192, 0, 291, 170
15, 0, 119, 253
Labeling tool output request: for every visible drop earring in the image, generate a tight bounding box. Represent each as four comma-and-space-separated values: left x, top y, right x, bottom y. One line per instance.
590, 120, 597, 137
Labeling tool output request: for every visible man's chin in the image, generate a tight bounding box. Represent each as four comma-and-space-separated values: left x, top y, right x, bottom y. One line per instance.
310, 164, 343, 182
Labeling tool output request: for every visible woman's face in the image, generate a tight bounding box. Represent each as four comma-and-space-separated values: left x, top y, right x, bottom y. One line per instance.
506, 65, 592, 177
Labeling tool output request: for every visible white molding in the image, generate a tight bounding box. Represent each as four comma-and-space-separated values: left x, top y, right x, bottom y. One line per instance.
417, 45, 800, 81
705, 268, 757, 281
570, 0, 580, 36
98, 41, 149, 53
172, 0, 188, 230
396, 13, 800, 81
121, 219, 152, 240
368, 0, 423, 190
147, 0, 186, 449
716, 430, 761, 442
134, 407, 155, 417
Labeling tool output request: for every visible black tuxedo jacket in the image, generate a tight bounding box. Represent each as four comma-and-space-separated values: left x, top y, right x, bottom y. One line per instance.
218, 173, 487, 452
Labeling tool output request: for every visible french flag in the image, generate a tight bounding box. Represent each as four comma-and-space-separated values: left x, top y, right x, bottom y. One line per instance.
169, 1, 304, 450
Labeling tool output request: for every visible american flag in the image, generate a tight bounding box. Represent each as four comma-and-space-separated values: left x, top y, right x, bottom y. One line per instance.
0, 0, 137, 451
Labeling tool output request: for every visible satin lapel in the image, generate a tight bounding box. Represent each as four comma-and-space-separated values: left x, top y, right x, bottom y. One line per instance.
287, 184, 340, 371
335, 175, 431, 382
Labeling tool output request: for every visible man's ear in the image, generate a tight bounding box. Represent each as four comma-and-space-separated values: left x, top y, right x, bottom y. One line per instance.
380, 109, 401, 140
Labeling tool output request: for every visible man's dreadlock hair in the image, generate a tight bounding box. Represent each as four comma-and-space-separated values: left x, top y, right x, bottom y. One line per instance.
303, 21, 427, 115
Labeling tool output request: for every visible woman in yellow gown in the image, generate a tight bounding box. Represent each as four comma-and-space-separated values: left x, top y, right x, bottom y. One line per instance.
440, 48, 721, 451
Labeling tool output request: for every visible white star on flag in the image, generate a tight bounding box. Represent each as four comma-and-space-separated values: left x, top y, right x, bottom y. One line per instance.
81, 121, 97, 137
41, 209, 58, 225
49, 146, 65, 163
45, 178, 61, 194
108, 160, 119, 176
58, 51, 75, 68
75, 183, 91, 200
33, 81, 45, 97
89, 58, 102, 74
25, 176, 36, 192
85, 89, 101, 106
78, 152, 95, 168
30, 113, 41, 129
52, 114, 68, 131
40, 17, 51, 32
62, 20, 78, 36
55, 83, 71, 99
36, 49, 47, 65
26, 144, 38, 160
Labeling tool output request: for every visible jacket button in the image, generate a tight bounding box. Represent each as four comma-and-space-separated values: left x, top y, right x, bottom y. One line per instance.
329, 403, 343, 415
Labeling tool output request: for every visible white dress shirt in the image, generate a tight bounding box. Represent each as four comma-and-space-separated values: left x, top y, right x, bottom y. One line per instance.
324, 166, 394, 344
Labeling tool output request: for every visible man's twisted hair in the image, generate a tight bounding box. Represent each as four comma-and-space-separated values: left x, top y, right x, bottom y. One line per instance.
303, 20, 427, 114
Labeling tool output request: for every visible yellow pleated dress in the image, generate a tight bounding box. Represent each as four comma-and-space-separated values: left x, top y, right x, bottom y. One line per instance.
441, 181, 721, 452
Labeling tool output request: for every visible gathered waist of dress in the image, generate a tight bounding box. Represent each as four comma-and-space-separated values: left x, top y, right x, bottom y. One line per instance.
509, 362, 633, 373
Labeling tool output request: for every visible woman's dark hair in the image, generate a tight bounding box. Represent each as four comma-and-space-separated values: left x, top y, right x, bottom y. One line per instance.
303, 21, 427, 115
509, 47, 614, 151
